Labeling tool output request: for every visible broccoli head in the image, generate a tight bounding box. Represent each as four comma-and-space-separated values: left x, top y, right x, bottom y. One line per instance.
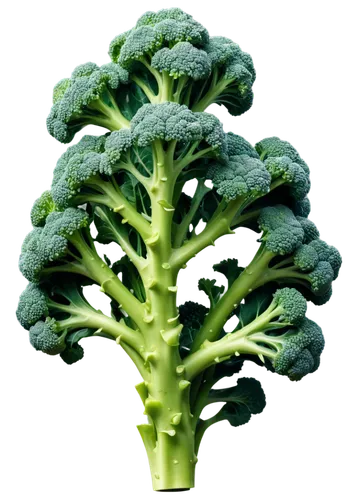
47, 62, 130, 143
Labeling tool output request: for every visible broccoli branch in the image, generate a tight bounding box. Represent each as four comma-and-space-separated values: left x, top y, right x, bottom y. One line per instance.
173, 180, 211, 248
170, 196, 246, 271
190, 245, 274, 350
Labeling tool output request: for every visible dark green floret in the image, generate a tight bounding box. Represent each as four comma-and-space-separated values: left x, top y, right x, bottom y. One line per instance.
226, 132, 260, 158
256, 136, 309, 174
152, 42, 211, 80
47, 62, 129, 143
208, 155, 271, 201
258, 205, 304, 255
272, 287, 307, 325
29, 318, 66, 355
16, 283, 49, 329
30, 191, 57, 227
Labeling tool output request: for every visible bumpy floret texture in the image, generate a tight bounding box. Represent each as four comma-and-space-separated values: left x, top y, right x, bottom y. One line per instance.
208, 155, 271, 201
195, 112, 227, 158
131, 102, 226, 154
104, 129, 133, 164
31, 191, 57, 227
309, 240, 342, 280
29, 318, 66, 355
292, 198, 311, 218
204, 37, 255, 83
16, 284, 49, 330
19, 209, 89, 282
273, 318, 324, 381
293, 244, 319, 271
264, 156, 310, 200
297, 216, 319, 243
255, 137, 309, 174
119, 27, 162, 68
293, 238, 342, 289
110, 8, 209, 66
47, 62, 129, 143
152, 42, 210, 80
136, 7, 209, 46
51, 131, 132, 209
308, 261, 335, 294
226, 132, 259, 158
273, 288, 307, 325
258, 205, 304, 255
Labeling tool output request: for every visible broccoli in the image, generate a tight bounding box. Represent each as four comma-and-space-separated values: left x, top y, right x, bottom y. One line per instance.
17, 8, 341, 493
183, 288, 323, 382
108, 10, 253, 113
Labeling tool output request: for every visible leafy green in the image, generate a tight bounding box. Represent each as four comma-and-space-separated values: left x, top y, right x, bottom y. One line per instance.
209, 377, 266, 427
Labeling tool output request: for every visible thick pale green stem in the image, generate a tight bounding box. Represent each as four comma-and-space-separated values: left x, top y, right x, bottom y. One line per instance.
68, 232, 147, 330
135, 140, 197, 491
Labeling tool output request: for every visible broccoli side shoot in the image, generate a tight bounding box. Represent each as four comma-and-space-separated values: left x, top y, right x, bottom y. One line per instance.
47, 62, 130, 143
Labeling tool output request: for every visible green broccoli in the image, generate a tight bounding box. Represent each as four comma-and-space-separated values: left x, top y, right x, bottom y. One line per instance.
108, 10, 253, 112
182, 287, 320, 381
17, 278, 142, 362
47, 62, 130, 143
17, 8, 341, 493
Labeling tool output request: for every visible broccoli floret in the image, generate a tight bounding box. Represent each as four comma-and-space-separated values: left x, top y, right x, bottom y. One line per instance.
226, 132, 260, 158
119, 27, 162, 69
255, 136, 309, 174
29, 318, 67, 355
152, 42, 211, 81
243, 208, 342, 301
47, 62, 129, 143
19, 208, 89, 282
131, 102, 226, 156
30, 191, 57, 227
258, 205, 305, 255
191, 36, 255, 116
264, 156, 310, 200
136, 7, 209, 47
297, 216, 319, 243
293, 244, 319, 271
273, 318, 325, 381
292, 197, 311, 217
272, 287, 307, 325
184, 288, 327, 382
51, 132, 133, 210
16, 283, 49, 329
104, 129, 133, 164
208, 154, 271, 201
131, 102, 200, 145
17, 278, 120, 364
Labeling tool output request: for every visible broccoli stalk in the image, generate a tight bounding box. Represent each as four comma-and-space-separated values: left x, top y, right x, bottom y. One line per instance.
17, 8, 341, 493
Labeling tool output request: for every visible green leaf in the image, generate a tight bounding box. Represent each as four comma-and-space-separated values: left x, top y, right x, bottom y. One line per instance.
213, 259, 244, 287
238, 284, 277, 328
210, 377, 266, 427
112, 255, 146, 302
213, 357, 245, 380
198, 278, 224, 308
60, 343, 84, 365
179, 301, 208, 358
116, 81, 150, 121
94, 205, 124, 245
120, 173, 139, 204
196, 189, 221, 224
